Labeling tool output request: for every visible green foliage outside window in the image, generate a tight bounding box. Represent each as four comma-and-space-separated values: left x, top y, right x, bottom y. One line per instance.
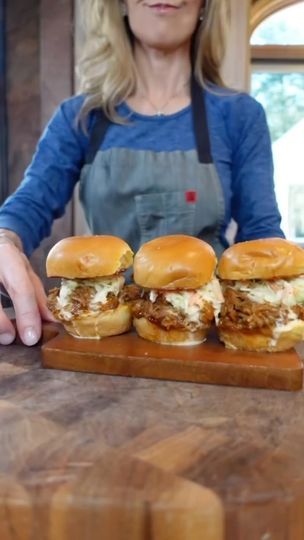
251, 73, 304, 142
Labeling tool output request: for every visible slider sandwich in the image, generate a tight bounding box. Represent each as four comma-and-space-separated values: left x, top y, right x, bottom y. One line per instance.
217, 238, 304, 352
46, 235, 133, 338
130, 235, 223, 345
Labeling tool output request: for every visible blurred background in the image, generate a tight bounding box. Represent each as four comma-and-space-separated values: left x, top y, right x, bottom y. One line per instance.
0, 0, 303, 284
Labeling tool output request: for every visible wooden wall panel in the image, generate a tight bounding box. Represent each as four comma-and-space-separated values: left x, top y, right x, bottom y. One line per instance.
73, 0, 88, 237
6, 0, 40, 194
40, 0, 74, 128
221, 0, 251, 91
0, 0, 8, 204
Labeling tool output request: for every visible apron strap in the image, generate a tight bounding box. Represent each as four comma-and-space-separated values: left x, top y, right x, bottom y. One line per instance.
190, 75, 213, 164
85, 76, 213, 165
85, 109, 111, 164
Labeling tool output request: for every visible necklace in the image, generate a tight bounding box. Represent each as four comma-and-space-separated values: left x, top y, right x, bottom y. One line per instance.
138, 79, 190, 117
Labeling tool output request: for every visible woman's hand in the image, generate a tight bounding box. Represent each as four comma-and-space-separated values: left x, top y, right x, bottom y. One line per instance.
0, 232, 54, 346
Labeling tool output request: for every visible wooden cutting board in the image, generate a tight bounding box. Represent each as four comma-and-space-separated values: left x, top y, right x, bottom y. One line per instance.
41, 324, 303, 391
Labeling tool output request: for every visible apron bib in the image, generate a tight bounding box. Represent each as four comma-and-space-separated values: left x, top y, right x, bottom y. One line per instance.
79, 77, 225, 258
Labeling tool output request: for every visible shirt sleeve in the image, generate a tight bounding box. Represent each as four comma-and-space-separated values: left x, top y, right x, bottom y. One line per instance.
0, 96, 87, 256
230, 96, 285, 242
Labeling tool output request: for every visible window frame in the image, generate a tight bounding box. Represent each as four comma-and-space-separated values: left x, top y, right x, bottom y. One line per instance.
251, 45, 304, 63
250, 0, 304, 246
250, 0, 304, 32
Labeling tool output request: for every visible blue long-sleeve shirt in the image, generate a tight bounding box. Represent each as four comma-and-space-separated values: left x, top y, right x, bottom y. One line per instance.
0, 87, 284, 256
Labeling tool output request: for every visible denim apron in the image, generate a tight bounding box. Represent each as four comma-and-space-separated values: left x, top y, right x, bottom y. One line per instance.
79, 77, 225, 258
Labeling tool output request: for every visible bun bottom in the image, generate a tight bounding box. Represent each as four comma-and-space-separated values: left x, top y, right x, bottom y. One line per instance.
218, 321, 304, 352
134, 317, 208, 346
62, 304, 132, 339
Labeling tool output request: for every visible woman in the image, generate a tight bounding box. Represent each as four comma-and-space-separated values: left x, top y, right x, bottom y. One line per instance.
0, 0, 283, 346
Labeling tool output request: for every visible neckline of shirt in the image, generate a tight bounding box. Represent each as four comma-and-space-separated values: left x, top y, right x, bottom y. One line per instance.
119, 101, 192, 122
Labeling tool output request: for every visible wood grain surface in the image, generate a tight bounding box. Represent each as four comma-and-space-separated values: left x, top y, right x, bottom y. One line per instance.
42, 324, 303, 391
0, 328, 304, 539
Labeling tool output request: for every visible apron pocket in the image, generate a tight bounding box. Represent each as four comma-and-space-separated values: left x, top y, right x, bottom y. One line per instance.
135, 191, 196, 244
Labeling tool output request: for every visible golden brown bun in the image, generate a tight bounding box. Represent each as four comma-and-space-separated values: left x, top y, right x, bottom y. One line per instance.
46, 235, 133, 279
218, 320, 304, 352
218, 238, 304, 280
61, 304, 132, 339
134, 235, 217, 290
134, 317, 208, 346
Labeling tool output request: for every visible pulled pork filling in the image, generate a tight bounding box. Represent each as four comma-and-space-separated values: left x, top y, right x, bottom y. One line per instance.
218, 276, 304, 335
124, 277, 224, 332
47, 275, 125, 322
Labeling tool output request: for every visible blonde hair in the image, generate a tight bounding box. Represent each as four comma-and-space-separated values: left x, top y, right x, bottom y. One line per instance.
78, 0, 230, 124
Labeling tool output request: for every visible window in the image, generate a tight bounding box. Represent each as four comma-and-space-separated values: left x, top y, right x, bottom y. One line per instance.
250, 2, 304, 243
251, 3, 304, 45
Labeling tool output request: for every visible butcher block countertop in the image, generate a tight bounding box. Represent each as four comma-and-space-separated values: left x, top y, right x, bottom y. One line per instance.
0, 332, 304, 540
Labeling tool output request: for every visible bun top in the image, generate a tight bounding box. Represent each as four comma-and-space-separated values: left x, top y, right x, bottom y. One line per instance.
46, 235, 133, 279
218, 238, 304, 280
133, 235, 217, 289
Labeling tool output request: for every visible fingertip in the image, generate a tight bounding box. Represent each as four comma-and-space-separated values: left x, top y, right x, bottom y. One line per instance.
0, 332, 16, 345
0, 313, 16, 345
22, 326, 40, 347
